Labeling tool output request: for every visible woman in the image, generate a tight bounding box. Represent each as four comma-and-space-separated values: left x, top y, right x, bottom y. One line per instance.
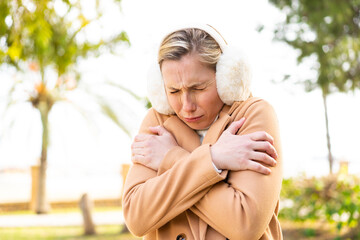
123, 24, 283, 240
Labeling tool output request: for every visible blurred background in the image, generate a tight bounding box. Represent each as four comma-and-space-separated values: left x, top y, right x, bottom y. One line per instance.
0, 0, 359, 239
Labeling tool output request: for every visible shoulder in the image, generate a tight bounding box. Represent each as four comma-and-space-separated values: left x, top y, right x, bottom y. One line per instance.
229, 97, 277, 120
230, 97, 280, 136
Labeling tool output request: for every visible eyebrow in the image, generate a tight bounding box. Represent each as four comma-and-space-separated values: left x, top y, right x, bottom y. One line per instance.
167, 80, 214, 90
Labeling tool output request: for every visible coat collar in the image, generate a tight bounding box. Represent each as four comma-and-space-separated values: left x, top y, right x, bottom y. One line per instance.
162, 104, 234, 151
202, 104, 231, 145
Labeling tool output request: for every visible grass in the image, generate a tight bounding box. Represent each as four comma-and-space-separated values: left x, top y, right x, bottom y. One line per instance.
0, 225, 141, 240
1, 217, 358, 239
3, 208, 357, 240
281, 219, 359, 240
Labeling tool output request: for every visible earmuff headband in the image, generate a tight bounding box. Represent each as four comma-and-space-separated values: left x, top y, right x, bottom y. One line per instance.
160, 23, 228, 51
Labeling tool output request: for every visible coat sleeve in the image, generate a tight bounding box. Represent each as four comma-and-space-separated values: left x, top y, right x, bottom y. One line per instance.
122, 109, 228, 237
189, 99, 283, 240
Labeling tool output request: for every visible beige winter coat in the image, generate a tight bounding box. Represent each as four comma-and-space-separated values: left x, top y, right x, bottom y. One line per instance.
123, 97, 283, 240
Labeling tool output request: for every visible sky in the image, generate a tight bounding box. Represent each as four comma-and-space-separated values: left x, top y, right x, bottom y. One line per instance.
0, 0, 359, 180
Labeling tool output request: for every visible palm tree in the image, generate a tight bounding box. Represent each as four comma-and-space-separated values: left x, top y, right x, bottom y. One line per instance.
0, 0, 138, 213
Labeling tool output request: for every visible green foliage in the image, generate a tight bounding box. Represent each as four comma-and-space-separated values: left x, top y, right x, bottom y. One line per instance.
0, 0, 133, 134
303, 228, 316, 237
280, 174, 360, 236
0, 0, 129, 76
269, 0, 360, 94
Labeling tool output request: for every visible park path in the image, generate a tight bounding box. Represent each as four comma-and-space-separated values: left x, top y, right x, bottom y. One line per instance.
0, 210, 124, 227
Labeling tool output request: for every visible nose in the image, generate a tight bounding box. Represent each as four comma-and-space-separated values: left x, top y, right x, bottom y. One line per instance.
181, 92, 196, 112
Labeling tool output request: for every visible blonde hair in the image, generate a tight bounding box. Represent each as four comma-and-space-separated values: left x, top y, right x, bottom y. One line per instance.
158, 28, 222, 70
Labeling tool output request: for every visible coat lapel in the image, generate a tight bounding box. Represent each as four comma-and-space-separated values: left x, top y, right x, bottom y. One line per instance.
202, 105, 232, 145
163, 105, 233, 239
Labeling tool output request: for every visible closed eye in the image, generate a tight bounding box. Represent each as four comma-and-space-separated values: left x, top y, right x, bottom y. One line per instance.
194, 87, 206, 91
169, 90, 179, 94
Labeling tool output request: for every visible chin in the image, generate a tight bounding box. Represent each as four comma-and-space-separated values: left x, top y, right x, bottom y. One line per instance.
186, 122, 210, 131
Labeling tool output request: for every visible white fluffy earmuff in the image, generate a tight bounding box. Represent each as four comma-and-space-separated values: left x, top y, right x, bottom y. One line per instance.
147, 23, 251, 115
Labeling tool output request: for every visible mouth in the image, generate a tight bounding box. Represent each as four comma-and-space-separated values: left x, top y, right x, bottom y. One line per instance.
183, 116, 203, 123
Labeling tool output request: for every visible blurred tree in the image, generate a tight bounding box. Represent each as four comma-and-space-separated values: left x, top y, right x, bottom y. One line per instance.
0, 0, 141, 214
268, 0, 360, 174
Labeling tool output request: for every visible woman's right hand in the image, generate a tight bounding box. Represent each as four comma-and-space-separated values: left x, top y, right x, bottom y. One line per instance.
210, 118, 278, 175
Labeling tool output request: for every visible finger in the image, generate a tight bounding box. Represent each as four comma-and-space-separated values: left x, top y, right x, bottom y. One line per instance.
252, 141, 278, 159
134, 134, 150, 142
131, 140, 148, 150
131, 154, 146, 164
250, 152, 277, 167
249, 131, 274, 145
149, 126, 168, 136
227, 118, 245, 135
246, 161, 271, 175
131, 147, 147, 156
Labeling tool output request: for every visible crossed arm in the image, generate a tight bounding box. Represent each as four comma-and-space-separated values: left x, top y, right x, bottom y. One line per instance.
122, 100, 283, 239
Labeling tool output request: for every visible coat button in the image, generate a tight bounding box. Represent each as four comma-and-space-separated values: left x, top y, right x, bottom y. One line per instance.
176, 233, 186, 240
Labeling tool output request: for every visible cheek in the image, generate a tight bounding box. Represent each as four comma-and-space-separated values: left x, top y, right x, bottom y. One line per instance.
198, 90, 222, 111
166, 94, 181, 112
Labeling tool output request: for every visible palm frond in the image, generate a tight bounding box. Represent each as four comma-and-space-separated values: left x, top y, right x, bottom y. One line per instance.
95, 95, 131, 137
1, 79, 22, 139
0, 100, 27, 145
105, 81, 151, 109
61, 98, 98, 135
105, 81, 142, 100
79, 84, 132, 137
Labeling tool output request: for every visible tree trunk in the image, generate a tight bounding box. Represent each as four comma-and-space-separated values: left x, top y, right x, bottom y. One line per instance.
120, 164, 130, 233
79, 193, 96, 235
322, 91, 334, 174
35, 106, 50, 214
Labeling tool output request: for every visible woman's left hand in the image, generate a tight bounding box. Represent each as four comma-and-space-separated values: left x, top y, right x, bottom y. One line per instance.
131, 126, 178, 171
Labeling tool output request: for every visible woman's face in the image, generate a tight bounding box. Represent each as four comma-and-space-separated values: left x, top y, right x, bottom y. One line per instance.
161, 53, 224, 130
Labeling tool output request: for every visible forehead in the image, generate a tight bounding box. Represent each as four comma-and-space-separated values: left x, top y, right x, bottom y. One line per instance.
161, 54, 215, 88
